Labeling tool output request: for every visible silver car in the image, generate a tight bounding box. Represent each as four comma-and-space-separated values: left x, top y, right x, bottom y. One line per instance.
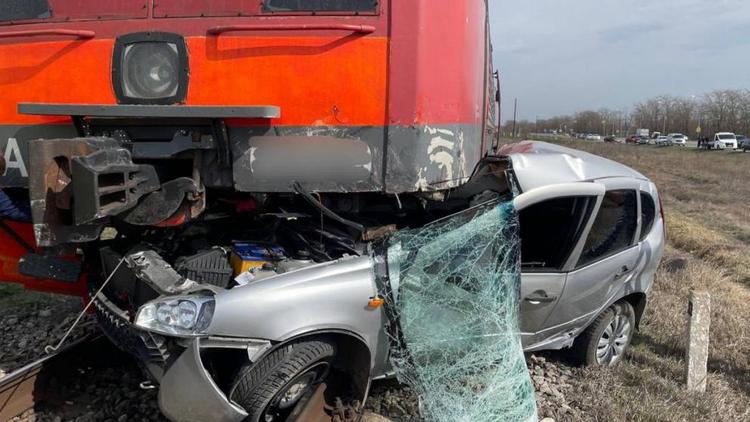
95, 141, 665, 422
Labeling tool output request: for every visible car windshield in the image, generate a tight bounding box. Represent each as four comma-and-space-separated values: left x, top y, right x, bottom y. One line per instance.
384, 200, 537, 421
719, 134, 736, 140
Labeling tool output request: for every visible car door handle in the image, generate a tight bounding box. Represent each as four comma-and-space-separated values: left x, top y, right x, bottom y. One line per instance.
614, 265, 631, 280
524, 294, 557, 304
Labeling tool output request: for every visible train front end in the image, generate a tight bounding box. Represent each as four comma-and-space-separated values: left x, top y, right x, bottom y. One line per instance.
0, 1, 496, 420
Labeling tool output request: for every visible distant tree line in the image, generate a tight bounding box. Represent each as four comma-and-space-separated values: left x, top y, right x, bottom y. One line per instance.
504, 89, 750, 138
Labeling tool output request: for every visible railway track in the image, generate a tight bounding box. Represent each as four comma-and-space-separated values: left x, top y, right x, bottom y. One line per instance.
0, 335, 98, 421
1, 334, 391, 422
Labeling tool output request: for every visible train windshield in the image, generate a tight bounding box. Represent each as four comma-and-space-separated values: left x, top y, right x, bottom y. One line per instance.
264, 0, 378, 12
0, 0, 146, 23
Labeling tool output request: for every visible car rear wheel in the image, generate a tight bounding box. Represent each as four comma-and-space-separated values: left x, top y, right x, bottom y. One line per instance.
572, 301, 635, 366
229, 338, 336, 422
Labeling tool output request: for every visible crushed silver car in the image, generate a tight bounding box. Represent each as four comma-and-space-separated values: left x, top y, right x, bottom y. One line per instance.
89, 141, 664, 421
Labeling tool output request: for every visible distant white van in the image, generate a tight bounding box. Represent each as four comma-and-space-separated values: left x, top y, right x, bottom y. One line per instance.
714, 132, 737, 149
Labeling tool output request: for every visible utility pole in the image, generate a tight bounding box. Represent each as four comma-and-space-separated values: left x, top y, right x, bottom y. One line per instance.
512, 98, 518, 138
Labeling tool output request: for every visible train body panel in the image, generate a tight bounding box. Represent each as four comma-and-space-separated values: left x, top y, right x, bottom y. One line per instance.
0, 0, 498, 293
0, 0, 496, 193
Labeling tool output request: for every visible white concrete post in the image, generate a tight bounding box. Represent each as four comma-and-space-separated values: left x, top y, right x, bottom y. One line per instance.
685, 290, 711, 392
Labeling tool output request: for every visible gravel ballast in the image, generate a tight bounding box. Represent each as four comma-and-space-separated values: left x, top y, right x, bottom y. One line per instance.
0, 287, 91, 374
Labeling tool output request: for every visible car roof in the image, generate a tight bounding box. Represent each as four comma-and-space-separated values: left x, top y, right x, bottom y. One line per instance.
499, 141, 648, 191
716, 132, 735, 135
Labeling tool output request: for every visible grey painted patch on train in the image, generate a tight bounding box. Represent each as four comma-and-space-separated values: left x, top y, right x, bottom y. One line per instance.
384, 124, 483, 193
2, 123, 486, 195
230, 126, 385, 193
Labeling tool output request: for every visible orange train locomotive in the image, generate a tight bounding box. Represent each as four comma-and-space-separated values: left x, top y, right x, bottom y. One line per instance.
0, 2, 501, 420
0, 1, 499, 295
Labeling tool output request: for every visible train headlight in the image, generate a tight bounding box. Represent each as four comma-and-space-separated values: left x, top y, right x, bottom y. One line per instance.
122, 42, 179, 99
113, 32, 188, 105
135, 295, 215, 337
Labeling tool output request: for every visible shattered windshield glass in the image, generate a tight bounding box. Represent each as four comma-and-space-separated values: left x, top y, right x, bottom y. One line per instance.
383, 200, 537, 422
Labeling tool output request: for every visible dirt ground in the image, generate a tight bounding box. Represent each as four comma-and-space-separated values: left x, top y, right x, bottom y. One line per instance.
526, 138, 750, 421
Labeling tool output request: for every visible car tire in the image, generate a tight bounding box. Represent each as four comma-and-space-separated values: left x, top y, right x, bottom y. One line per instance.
572, 301, 635, 367
229, 338, 336, 422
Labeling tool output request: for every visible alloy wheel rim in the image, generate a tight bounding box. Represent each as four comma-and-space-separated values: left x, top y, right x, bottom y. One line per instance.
596, 312, 631, 365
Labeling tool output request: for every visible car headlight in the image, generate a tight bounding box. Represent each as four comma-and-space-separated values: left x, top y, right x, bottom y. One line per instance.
135, 295, 215, 337
113, 32, 188, 105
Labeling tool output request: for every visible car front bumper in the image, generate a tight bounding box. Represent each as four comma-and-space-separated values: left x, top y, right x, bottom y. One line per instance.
159, 338, 252, 422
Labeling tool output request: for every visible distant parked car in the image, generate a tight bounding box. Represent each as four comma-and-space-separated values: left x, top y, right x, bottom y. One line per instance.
667, 133, 688, 146
637, 136, 650, 145
655, 136, 670, 145
626, 135, 640, 144
714, 132, 737, 149
736, 135, 749, 151
585, 134, 603, 141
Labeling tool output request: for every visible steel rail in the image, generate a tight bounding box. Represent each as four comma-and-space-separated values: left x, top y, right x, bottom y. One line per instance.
0, 335, 96, 421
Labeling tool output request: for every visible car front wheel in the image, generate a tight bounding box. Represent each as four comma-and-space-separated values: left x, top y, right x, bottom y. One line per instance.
229, 338, 336, 422
572, 301, 635, 366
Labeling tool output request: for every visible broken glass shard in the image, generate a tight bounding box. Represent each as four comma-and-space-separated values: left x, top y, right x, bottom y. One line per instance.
384, 200, 537, 422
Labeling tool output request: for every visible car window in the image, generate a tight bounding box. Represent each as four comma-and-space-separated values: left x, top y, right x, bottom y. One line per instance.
519, 196, 595, 271
577, 189, 638, 268
639, 192, 656, 242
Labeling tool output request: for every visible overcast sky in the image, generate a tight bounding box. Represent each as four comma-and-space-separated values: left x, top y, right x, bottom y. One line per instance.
489, 0, 750, 120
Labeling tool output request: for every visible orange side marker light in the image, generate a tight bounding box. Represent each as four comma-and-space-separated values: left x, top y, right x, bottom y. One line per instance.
368, 296, 385, 309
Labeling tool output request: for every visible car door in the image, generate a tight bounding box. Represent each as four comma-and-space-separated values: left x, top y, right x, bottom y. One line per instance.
541, 179, 641, 337
512, 183, 604, 348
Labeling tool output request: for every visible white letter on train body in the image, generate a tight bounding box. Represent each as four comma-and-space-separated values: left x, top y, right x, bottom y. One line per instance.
4, 138, 28, 178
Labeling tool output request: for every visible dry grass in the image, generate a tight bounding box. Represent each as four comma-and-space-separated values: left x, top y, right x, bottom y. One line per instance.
528, 139, 750, 421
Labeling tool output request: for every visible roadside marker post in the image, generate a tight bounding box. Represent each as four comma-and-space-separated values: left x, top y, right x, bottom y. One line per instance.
685, 290, 711, 392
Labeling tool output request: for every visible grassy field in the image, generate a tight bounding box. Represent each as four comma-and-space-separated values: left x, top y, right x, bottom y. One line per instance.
527, 138, 750, 421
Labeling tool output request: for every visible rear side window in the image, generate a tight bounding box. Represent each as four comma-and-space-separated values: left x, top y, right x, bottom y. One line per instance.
263, 0, 378, 12
639, 192, 656, 241
577, 190, 638, 268
520, 196, 595, 271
